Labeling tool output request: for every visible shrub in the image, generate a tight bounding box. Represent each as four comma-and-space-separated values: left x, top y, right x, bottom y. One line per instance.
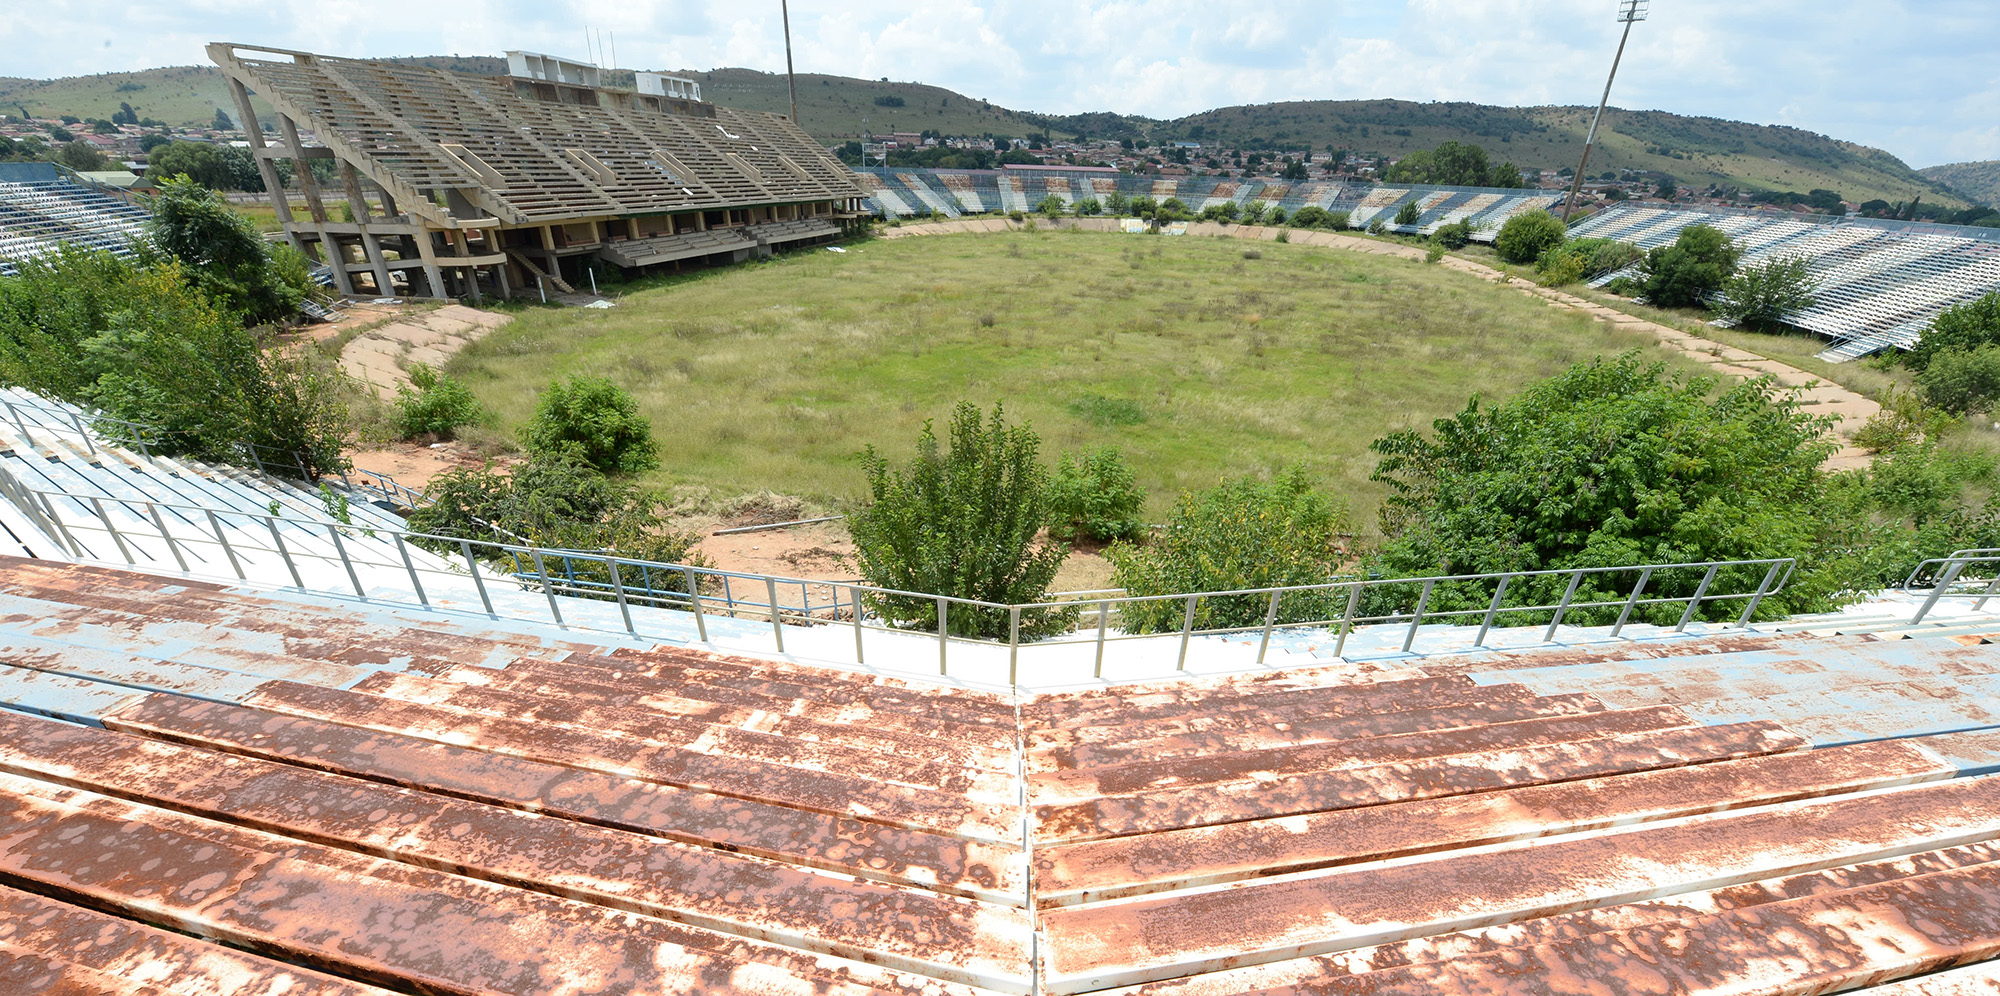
1425, 244, 1445, 265
408, 456, 707, 582
1073, 197, 1102, 216
1905, 292, 2000, 372
1536, 237, 1642, 285
1274, 229, 1290, 243
1493, 209, 1566, 264
1917, 345, 2000, 415
1604, 275, 1643, 296
1036, 194, 1066, 217
1108, 465, 1350, 632
1637, 224, 1741, 307
847, 402, 1072, 638
1712, 254, 1817, 331
1393, 201, 1420, 226
1366, 218, 1387, 235
1289, 206, 1331, 229
1432, 219, 1474, 249
1328, 210, 1351, 231
1047, 447, 1146, 543
1241, 200, 1268, 225
1370, 351, 1843, 620
522, 375, 658, 473
394, 362, 486, 439
1535, 252, 1585, 286
1266, 207, 1287, 226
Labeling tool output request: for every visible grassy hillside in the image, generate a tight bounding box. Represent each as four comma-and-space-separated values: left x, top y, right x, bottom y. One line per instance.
1919, 161, 2000, 205
6, 58, 1957, 206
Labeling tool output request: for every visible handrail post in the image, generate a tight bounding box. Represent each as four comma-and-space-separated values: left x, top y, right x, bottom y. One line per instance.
1332, 583, 1363, 659
1912, 558, 1968, 626
532, 549, 564, 627
459, 539, 495, 616
936, 597, 948, 675
1474, 574, 1512, 647
1610, 566, 1655, 637
1008, 606, 1022, 687
686, 567, 710, 643
606, 557, 636, 635
327, 523, 365, 598
146, 502, 188, 574
1093, 598, 1110, 678
1675, 565, 1720, 631
267, 516, 304, 589
207, 510, 244, 579
848, 583, 862, 663
1975, 572, 2000, 613
69, 412, 94, 455
1736, 561, 1786, 628
1542, 571, 1585, 642
1176, 594, 1198, 671
89, 497, 134, 564
393, 533, 428, 607
1256, 590, 1281, 664
1402, 579, 1435, 653
765, 576, 786, 653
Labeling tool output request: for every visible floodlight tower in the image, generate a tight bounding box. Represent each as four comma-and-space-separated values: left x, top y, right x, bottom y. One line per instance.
782, 0, 800, 125
1561, 0, 1648, 222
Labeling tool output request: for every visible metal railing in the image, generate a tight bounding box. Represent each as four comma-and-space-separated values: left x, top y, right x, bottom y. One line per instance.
0, 460, 1805, 686
1903, 551, 2000, 623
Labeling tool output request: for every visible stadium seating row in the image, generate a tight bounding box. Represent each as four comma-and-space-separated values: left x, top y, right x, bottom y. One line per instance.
1569, 204, 2000, 360
0, 165, 151, 274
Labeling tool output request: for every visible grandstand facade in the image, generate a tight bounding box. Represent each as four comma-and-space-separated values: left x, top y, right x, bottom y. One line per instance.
1569, 204, 2000, 360
0, 162, 153, 276
208, 43, 872, 300
858, 166, 1562, 240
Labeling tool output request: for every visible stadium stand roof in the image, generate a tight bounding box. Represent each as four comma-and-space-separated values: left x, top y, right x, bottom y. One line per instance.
6, 393, 2000, 993
207, 43, 871, 300
0, 161, 152, 276
1568, 204, 2000, 361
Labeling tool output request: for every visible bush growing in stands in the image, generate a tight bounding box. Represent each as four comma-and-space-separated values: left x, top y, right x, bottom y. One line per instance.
1432, 219, 1474, 249
1917, 346, 2000, 415
1328, 210, 1351, 231
1072, 197, 1102, 216
1157, 197, 1191, 222
847, 402, 1072, 639
1904, 292, 2000, 372
1712, 254, 1817, 332
1366, 218, 1388, 235
145, 176, 312, 324
1535, 237, 1641, 285
1127, 196, 1156, 219
1493, 209, 1566, 264
394, 362, 487, 440
1369, 351, 1849, 621
1289, 206, 1331, 229
1199, 202, 1240, 223
408, 456, 707, 582
1637, 224, 1740, 307
1036, 194, 1065, 218
1242, 200, 1268, 225
0, 246, 348, 478
1104, 191, 1130, 216
1108, 465, 1350, 633
1393, 201, 1421, 226
1267, 207, 1288, 226
1047, 447, 1146, 543
523, 376, 657, 474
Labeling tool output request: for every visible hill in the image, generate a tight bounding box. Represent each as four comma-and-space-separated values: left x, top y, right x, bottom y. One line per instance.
3, 59, 1959, 207
1919, 161, 2000, 205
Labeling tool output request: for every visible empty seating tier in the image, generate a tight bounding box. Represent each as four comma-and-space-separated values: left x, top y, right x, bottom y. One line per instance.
0, 163, 152, 275
2, 554, 2000, 993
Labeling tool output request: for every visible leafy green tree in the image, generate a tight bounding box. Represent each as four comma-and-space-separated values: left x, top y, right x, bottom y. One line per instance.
1104, 190, 1130, 216
1382, 140, 1525, 188
1289, 205, 1332, 229
1035, 194, 1066, 217
848, 402, 1071, 638
1916, 345, 2000, 415
1281, 159, 1307, 181
1393, 201, 1420, 226
1156, 197, 1190, 221
1536, 237, 1642, 285
1432, 219, 1474, 249
147, 141, 230, 189
1637, 224, 1741, 308
144, 175, 310, 323
1370, 352, 1842, 620
1072, 197, 1102, 216
1712, 254, 1817, 331
1108, 465, 1350, 632
212, 108, 234, 131
1241, 200, 1268, 225
1905, 292, 2000, 372
1493, 209, 1565, 264
1047, 447, 1145, 542
523, 375, 658, 473
56, 140, 108, 171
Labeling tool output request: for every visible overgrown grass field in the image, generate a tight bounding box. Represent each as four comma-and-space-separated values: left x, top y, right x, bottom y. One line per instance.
449, 230, 1690, 539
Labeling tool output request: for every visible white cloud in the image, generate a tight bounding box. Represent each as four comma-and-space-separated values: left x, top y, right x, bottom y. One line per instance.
3, 0, 1996, 169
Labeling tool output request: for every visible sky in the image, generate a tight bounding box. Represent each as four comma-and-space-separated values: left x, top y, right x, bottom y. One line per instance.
4, 0, 1995, 168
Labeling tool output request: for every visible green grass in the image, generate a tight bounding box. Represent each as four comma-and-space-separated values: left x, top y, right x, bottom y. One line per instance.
450, 230, 1696, 541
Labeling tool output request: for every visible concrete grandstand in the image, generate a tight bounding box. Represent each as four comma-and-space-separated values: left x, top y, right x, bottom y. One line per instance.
0, 162, 153, 276
207, 43, 872, 300
3, 387, 2000, 993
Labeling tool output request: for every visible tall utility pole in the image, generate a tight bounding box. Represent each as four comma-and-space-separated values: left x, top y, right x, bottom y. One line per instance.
781, 0, 800, 125
1561, 0, 1648, 223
